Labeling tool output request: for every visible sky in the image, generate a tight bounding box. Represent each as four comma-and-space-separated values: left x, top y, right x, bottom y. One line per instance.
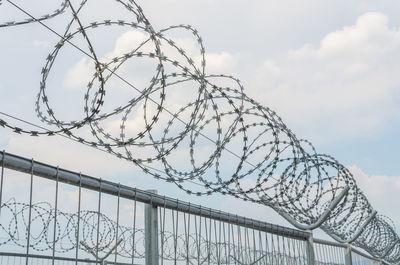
0, 0, 399, 242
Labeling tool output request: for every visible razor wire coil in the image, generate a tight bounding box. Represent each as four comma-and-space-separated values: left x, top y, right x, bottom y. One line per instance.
0, 0, 399, 262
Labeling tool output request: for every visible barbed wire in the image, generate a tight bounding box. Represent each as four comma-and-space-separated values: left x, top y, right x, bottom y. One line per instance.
0, 199, 143, 257
0, 0, 68, 27
0, 199, 308, 264
0, 0, 399, 263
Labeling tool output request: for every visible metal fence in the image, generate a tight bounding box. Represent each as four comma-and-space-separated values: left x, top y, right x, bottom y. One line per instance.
0, 151, 386, 265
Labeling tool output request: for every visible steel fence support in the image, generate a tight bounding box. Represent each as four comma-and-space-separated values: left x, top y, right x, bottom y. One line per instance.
306, 231, 315, 265
0, 152, 308, 241
26, 159, 34, 265
145, 190, 159, 265
345, 245, 352, 265
0, 152, 394, 265
276, 186, 350, 231
329, 210, 377, 244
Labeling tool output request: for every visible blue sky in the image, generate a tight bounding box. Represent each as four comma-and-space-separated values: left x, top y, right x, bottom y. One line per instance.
0, 0, 399, 240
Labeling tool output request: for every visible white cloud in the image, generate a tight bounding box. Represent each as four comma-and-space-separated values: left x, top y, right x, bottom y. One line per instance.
4, 134, 136, 178
2, 2, 400, 246
33, 40, 49, 49
109, 30, 148, 57
220, 195, 291, 227
262, 60, 280, 76
64, 57, 93, 89
204, 51, 237, 74
289, 12, 400, 73
63, 30, 148, 90
64, 28, 237, 89
217, 164, 400, 239
348, 165, 400, 231
251, 12, 400, 143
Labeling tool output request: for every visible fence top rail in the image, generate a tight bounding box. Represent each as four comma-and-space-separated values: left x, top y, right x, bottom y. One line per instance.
314, 238, 385, 264
0, 251, 139, 265
0, 151, 309, 240
314, 238, 347, 248
351, 247, 387, 264
0, 251, 97, 263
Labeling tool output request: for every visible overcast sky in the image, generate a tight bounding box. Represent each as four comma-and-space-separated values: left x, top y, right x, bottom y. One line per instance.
0, 0, 400, 240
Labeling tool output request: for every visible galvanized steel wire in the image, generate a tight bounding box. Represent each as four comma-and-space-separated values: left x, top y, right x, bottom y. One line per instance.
0, 0, 399, 263
0, 199, 308, 264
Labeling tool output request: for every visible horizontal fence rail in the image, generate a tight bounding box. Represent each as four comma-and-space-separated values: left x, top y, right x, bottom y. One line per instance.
0, 152, 308, 240
1, 0, 400, 263
0, 151, 389, 265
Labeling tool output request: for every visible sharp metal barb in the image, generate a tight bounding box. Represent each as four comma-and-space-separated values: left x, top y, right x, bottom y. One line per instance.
0, 0, 399, 263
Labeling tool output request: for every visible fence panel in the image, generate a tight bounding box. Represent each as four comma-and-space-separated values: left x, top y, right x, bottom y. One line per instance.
351, 249, 381, 265
0, 151, 388, 265
157, 206, 308, 264
314, 241, 345, 265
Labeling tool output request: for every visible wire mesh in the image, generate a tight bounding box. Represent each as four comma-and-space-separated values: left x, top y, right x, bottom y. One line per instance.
0, 152, 310, 264
351, 251, 380, 265
0, 164, 147, 264
158, 206, 308, 264
0, 0, 400, 262
314, 242, 345, 265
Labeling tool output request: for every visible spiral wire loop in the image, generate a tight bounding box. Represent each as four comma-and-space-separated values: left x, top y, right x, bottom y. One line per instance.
0, 199, 309, 263
0, 0, 399, 262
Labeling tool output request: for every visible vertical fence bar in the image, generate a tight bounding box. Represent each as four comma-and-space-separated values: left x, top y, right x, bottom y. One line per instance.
25, 159, 34, 265
345, 245, 353, 265
0, 151, 4, 264
206, 213, 211, 265
75, 173, 82, 265
231, 222, 237, 265
0, 150, 5, 217
173, 202, 178, 265
4, 152, 390, 265
183, 211, 189, 265
131, 190, 137, 265
187, 205, 191, 265
195, 210, 201, 265
114, 184, 121, 264
145, 190, 158, 265
96, 179, 102, 263
160, 197, 166, 265
306, 231, 315, 265
51, 167, 59, 265
224, 221, 228, 264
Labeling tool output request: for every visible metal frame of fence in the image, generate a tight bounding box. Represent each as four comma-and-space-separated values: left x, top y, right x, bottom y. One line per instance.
0, 151, 390, 265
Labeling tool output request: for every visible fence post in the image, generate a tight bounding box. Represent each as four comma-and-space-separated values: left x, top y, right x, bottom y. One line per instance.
306, 231, 315, 265
145, 190, 159, 265
345, 245, 353, 265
